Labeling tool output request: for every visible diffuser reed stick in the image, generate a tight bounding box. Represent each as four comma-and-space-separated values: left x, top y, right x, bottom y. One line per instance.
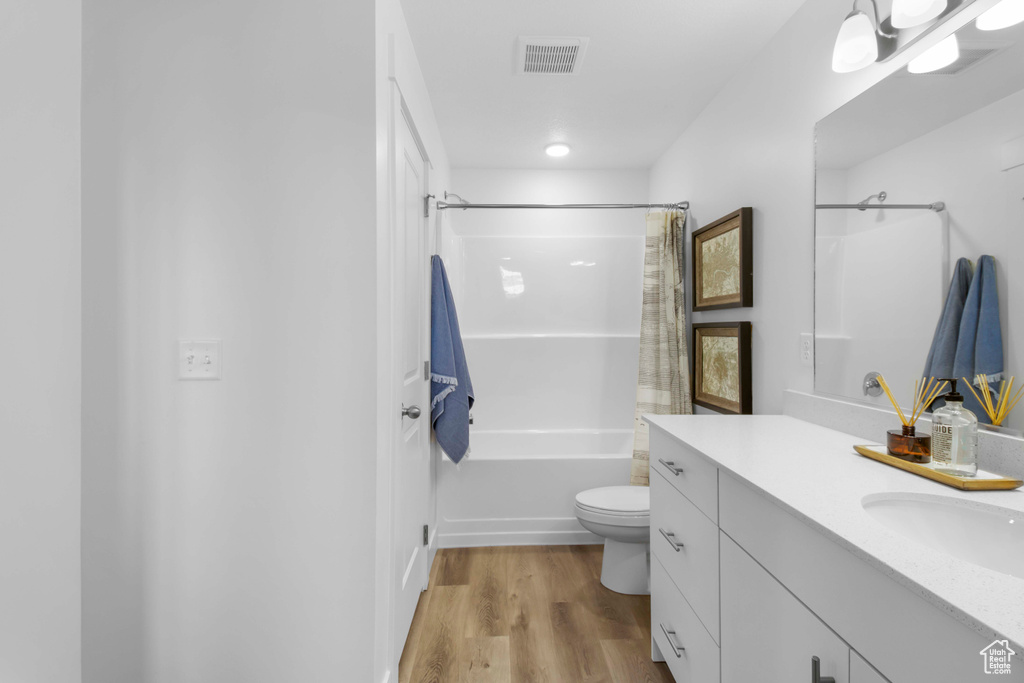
877, 375, 946, 427
963, 375, 1023, 426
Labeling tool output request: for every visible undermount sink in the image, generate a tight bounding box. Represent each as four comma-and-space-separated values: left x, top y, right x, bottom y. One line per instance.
862, 493, 1024, 581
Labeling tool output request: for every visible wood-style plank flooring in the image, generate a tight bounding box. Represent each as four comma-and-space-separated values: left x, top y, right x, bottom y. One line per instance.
399, 545, 673, 683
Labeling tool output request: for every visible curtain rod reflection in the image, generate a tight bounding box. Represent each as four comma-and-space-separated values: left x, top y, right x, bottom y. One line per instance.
436, 191, 688, 212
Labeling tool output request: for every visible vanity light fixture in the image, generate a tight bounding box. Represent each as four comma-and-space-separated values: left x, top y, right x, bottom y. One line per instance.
907, 33, 959, 73
891, 0, 948, 29
832, 1, 881, 73
545, 143, 571, 157
976, 0, 1024, 30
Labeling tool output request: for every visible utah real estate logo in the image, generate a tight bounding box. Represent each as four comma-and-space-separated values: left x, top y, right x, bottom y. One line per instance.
980, 640, 1015, 675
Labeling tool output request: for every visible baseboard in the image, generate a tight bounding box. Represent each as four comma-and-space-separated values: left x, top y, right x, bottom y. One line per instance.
438, 515, 604, 548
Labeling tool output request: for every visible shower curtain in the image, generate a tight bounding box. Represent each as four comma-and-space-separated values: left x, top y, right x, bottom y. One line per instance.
630, 210, 692, 486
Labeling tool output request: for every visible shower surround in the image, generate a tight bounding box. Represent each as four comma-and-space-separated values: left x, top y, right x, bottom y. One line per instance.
435, 169, 648, 547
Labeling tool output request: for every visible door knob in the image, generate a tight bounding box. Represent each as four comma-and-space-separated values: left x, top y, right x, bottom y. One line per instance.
402, 405, 422, 419
811, 656, 835, 683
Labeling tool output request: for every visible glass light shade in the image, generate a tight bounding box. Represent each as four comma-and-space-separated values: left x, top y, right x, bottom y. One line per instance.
891, 0, 948, 28
907, 33, 959, 73
545, 143, 571, 157
832, 11, 880, 73
977, 0, 1024, 30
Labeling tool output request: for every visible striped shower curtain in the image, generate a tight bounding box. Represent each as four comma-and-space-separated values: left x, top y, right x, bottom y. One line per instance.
630, 210, 692, 486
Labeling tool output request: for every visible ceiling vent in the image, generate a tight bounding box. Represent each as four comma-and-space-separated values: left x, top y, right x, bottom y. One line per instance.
516, 36, 589, 75
899, 45, 1003, 77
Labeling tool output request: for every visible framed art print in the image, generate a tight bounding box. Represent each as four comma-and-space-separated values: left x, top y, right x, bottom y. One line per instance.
692, 322, 752, 415
692, 208, 753, 311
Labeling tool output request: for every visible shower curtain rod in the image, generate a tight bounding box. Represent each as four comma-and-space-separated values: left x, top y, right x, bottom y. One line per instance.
435, 198, 689, 212
815, 202, 945, 212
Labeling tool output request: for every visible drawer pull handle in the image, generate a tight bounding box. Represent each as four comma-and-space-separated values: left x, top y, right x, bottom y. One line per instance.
811, 656, 836, 683
659, 623, 684, 658
658, 459, 684, 476
658, 528, 684, 552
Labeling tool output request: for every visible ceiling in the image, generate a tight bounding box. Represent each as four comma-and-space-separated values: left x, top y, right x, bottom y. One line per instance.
399, 0, 808, 169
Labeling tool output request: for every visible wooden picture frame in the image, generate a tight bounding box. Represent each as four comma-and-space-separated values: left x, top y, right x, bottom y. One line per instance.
692, 322, 752, 415
692, 208, 753, 311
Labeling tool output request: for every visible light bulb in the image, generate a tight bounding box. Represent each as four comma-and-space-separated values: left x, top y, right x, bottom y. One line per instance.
977, 0, 1024, 30
545, 143, 571, 157
908, 33, 959, 73
832, 10, 880, 73
891, 0, 948, 28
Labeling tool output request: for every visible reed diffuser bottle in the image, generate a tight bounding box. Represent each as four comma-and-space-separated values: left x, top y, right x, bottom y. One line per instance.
878, 376, 947, 463
931, 379, 978, 477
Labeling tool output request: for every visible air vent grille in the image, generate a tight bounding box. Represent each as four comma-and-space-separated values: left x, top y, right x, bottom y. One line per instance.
517, 37, 589, 75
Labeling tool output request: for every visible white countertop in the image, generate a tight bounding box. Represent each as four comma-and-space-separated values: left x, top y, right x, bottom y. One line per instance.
645, 414, 1024, 650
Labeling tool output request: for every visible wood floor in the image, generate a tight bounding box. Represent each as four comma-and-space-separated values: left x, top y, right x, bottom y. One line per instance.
398, 545, 674, 683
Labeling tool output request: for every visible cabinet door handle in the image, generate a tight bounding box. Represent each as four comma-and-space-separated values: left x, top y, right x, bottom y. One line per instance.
811, 656, 836, 683
658, 459, 684, 476
658, 528, 684, 552
659, 623, 684, 658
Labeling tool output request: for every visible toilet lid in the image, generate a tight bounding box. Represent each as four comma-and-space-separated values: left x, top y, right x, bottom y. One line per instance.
575, 486, 649, 515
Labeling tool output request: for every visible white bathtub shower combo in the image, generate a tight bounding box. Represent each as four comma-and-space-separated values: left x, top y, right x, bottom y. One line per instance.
435, 173, 655, 576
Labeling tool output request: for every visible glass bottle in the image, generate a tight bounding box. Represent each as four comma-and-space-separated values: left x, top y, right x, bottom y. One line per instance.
930, 379, 978, 477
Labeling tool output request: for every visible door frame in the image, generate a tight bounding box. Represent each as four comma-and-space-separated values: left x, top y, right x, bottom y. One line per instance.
374, 73, 436, 683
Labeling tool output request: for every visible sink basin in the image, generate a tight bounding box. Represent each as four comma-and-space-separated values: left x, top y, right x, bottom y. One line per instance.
862, 493, 1024, 580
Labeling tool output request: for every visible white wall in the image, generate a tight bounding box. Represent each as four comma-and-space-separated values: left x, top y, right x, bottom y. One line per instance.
0, 2, 82, 681
83, 2, 378, 681
648, 0, 997, 415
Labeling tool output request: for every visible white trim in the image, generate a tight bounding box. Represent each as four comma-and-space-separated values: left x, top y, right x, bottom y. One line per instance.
440, 529, 604, 548
438, 514, 604, 548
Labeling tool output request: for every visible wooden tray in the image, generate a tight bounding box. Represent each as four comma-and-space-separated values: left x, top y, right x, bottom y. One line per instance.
853, 445, 1023, 491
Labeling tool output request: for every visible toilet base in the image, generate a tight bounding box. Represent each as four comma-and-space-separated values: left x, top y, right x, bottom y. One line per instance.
600, 539, 650, 595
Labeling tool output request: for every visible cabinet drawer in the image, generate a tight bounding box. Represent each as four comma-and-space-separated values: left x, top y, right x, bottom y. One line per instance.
650, 427, 718, 522
651, 469, 720, 642
720, 533, 849, 683
652, 555, 721, 683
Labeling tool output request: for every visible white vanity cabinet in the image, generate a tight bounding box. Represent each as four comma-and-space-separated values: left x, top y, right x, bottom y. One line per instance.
648, 419, 1022, 683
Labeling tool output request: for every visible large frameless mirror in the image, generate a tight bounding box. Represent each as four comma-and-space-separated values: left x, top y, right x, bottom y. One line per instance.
814, 14, 1024, 433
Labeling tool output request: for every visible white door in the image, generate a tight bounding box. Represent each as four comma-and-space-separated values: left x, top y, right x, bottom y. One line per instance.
392, 105, 431, 656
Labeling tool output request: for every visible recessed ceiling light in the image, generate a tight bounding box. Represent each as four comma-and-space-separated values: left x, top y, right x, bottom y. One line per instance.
977, 0, 1024, 30
545, 143, 571, 157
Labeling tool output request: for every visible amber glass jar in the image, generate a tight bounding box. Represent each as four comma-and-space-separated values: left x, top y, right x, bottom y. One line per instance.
887, 424, 931, 463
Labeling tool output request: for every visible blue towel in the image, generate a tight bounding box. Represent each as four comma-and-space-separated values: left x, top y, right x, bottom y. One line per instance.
953, 255, 1003, 423
430, 255, 474, 463
923, 257, 973, 382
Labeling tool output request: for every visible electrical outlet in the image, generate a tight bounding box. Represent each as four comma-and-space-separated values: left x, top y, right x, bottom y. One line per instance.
799, 333, 814, 367
178, 340, 222, 380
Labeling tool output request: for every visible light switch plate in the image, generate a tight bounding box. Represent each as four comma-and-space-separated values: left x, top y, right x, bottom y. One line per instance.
178, 340, 222, 380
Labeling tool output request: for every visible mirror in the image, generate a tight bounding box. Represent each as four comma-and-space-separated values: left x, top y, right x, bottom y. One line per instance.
815, 16, 1024, 432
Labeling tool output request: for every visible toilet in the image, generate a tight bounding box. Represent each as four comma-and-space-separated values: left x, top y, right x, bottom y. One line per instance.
574, 486, 650, 595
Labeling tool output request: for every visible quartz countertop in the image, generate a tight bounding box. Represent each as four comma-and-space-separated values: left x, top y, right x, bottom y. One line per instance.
645, 414, 1024, 650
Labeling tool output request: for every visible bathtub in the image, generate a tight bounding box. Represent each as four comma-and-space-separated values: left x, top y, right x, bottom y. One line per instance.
436, 428, 635, 548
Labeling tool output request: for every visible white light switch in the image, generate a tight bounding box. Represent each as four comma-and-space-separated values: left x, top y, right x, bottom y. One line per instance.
178, 340, 222, 380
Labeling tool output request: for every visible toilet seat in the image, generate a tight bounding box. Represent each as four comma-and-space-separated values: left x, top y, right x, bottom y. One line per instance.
574, 486, 649, 515
574, 486, 650, 527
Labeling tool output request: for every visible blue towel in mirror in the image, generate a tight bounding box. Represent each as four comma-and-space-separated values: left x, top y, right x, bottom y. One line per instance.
953, 255, 1003, 423
923, 257, 973, 382
430, 255, 474, 463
